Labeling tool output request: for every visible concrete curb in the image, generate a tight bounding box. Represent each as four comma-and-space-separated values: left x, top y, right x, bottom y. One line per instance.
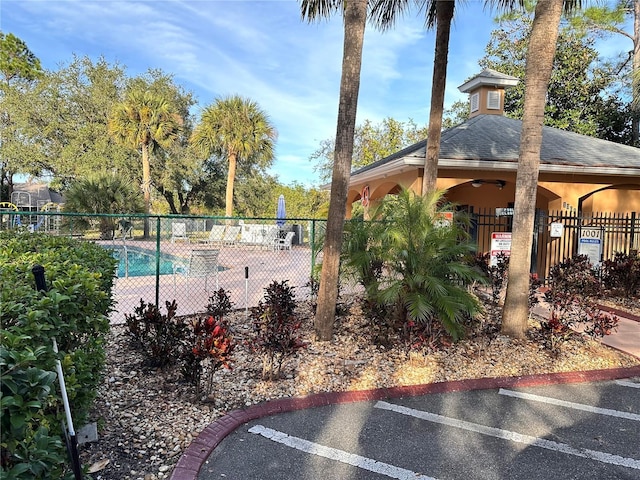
169, 365, 640, 480
597, 304, 640, 324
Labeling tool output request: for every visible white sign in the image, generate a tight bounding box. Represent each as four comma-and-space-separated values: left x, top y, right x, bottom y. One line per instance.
490, 232, 512, 266
495, 208, 514, 217
578, 227, 603, 267
550, 222, 563, 238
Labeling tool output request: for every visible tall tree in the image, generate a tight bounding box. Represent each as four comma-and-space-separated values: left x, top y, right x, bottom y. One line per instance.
501, 0, 572, 338
311, 117, 428, 182
108, 89, 182, 236
5, 56, 133, 188
301, 0, 368, 341
371, 0, 455, 195
0, 32, 43, 200
190, 95, 277, 218
129, 70, 199, 214
569, 0, 639, 145
480, 9, 631, 142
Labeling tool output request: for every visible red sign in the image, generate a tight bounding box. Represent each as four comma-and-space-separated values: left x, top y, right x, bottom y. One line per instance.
490, 232, 512, 266
361, 185, 370, 207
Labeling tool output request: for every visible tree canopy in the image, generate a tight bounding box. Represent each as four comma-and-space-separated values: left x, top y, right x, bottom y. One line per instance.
480, 8, 632, 144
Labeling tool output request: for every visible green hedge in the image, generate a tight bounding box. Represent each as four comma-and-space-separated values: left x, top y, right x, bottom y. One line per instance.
1, 231, 117, 479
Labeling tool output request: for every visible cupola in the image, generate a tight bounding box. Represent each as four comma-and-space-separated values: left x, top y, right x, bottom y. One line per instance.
458, 69, 519, 118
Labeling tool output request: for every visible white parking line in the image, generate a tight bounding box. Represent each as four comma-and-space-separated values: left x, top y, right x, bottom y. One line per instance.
616, 380, 640, 389
374, 401, 640, 470
498, 388, 640, 421
248, 425, 436, 480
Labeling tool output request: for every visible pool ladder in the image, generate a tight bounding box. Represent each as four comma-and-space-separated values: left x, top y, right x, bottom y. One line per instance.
113, 236, 129, 278
122, 244, 129, 278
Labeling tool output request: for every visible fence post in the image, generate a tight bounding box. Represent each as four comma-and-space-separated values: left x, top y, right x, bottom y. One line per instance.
155, 216, 161, 307
631, 212, 637, 254
310, 219, 316, 276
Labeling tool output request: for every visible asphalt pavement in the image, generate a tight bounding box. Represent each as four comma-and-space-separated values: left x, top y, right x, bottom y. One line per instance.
170, 307, 640, 480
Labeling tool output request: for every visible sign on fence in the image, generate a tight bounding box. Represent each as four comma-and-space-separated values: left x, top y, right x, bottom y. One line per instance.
578, 226, 603, 267
435, 211, 454, 228
490, 232, 512, 266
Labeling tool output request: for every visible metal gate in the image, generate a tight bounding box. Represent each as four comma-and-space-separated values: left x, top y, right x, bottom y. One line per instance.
470, 209, 639, 281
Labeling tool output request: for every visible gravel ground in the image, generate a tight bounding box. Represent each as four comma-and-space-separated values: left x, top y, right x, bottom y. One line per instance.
81, 296, 639, 480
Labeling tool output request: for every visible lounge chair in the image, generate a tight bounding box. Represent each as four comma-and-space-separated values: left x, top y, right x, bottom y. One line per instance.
274, 231, 295, 251
221, 225, 241, 246
173, 249, 220, 294
199, 224, 226, 245
171, 222, 190, 243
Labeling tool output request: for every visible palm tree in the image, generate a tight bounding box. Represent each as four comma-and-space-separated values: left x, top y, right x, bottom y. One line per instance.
63, 172, 145, 238
301, 0, 369, 341
501, 0, 578, 338
342, 189, 486, 340
190, 95, 276, 218
370, 0, 455, 194
108, 89, 182, 236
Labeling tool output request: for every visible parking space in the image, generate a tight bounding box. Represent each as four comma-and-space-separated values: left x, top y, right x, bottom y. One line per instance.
197, 378, 640, 480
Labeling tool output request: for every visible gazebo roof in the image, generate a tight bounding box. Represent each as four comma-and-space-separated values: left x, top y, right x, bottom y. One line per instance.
350, 114, 640, 184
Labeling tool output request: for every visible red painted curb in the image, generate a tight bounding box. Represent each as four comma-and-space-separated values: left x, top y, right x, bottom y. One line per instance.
597, 304, 640, 323
168, 365, 640, 480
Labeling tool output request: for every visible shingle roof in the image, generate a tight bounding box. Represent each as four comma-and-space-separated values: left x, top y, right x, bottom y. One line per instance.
352, 115, 640, 178
11, 183, 64, 208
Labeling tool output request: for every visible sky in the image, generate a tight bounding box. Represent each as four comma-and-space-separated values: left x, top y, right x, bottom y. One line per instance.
1, 0, 629, 187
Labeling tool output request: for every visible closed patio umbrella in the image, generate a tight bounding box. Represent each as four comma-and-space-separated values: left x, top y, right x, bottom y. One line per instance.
276, 194, 286, 228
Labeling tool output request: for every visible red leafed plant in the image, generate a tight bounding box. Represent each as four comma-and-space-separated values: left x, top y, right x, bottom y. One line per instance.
181, 289, 235, 399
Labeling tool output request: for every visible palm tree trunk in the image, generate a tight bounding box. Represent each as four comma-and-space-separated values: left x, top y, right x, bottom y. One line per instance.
315, 0, 367, 341
422, 0, 455, 195
632, 0, 639, 146
141, 143, 151, 238
225, 152, 237, 218
501, 0, 564, 338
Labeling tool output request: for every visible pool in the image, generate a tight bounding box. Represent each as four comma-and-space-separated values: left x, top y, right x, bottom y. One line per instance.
110, 246, 178, 278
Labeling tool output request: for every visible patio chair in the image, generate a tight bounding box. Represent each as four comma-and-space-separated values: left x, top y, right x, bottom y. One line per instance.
221, 225, 241, 246
256, 226, 279, 249
171, 222, 190, 243
173, 249, 220, 294
199, 224, 226, 245
274, 231, 295, 251
113, 219, 133, 241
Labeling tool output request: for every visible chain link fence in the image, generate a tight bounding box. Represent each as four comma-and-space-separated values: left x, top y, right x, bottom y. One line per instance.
0, 210, 326, 323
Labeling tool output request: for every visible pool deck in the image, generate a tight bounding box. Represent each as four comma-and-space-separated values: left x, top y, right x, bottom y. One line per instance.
106, 240, 316, 324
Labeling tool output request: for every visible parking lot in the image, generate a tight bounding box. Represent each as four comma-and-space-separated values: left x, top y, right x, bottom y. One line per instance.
198, 378, 640, 480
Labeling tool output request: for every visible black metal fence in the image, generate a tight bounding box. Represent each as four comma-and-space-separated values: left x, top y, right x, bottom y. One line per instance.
470, 209, 639, 280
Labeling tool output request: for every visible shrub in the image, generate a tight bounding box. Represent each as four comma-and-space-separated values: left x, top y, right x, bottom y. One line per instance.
0, 231, 117, 478
601, 251, 640, 298
249, 281, 306, 380
124, 299, 187, 368
541, 255, 618, 352
342, 189, 487, 344
182, 289, 235, 399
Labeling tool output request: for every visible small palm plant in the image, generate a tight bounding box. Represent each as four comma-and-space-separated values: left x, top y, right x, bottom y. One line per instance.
343, 188, 486, 343
63, 172, 144, 238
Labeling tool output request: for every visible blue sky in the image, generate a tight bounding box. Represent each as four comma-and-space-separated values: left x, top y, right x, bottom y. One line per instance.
2, 0, 628, 187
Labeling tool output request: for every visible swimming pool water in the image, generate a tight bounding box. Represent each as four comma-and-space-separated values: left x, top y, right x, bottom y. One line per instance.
111, 247, 177, 278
